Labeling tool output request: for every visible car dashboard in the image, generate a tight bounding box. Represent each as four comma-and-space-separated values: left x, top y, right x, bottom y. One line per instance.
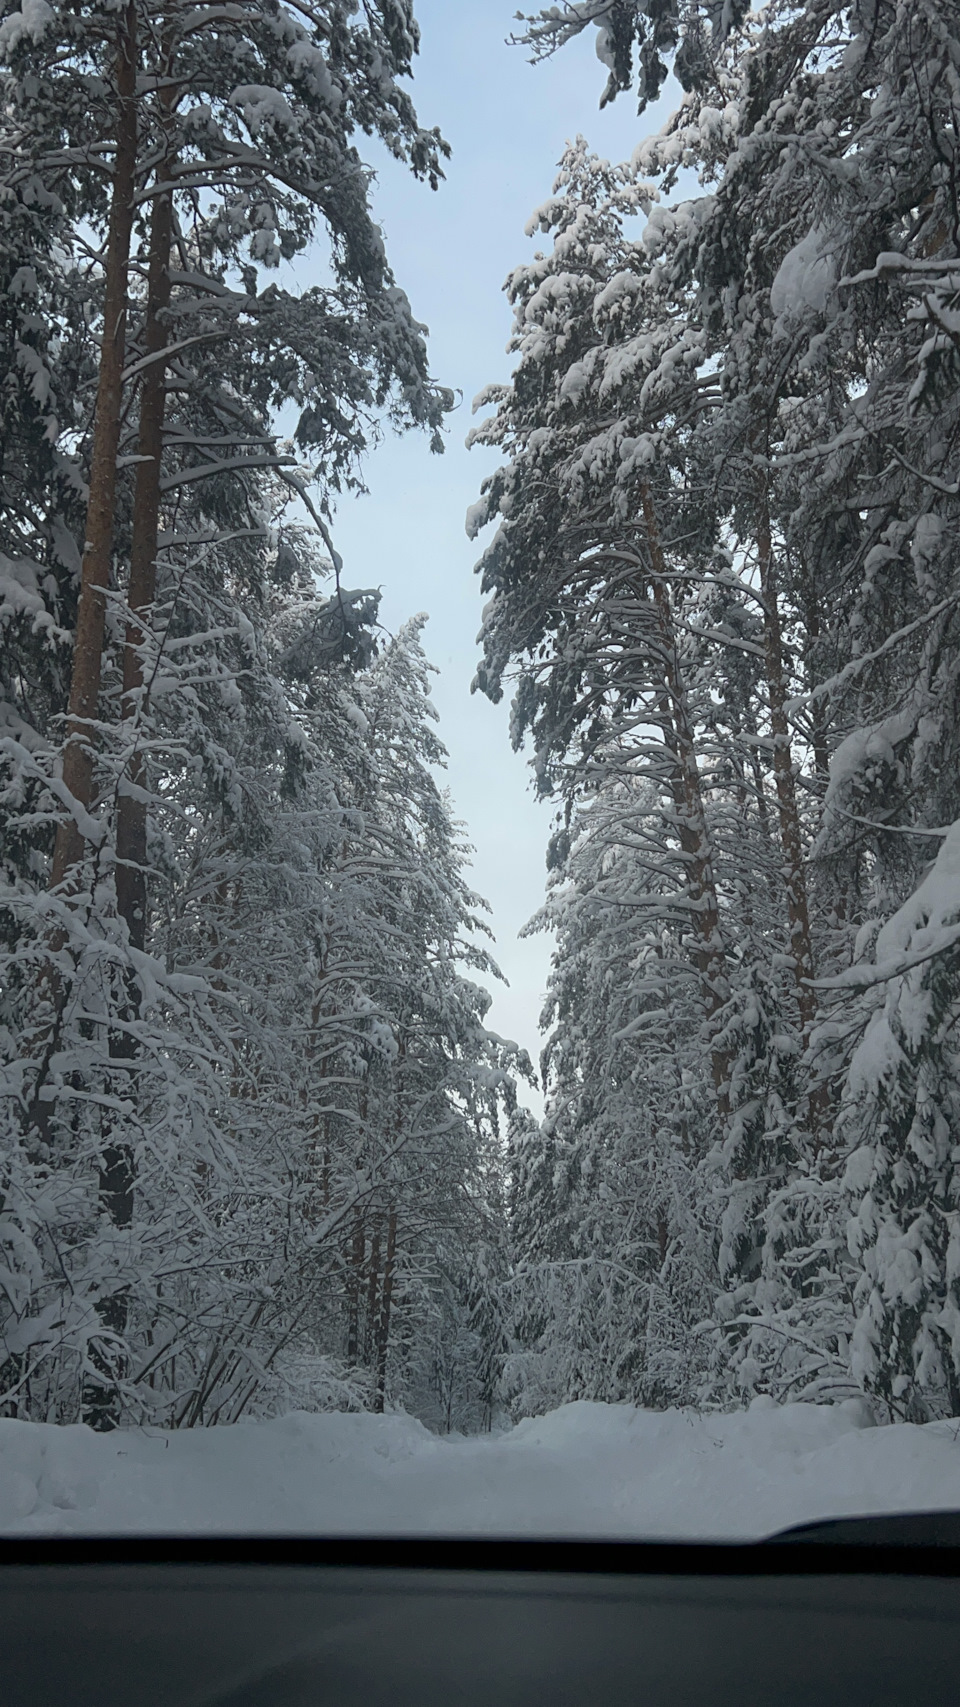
3, 1529, 960, 1706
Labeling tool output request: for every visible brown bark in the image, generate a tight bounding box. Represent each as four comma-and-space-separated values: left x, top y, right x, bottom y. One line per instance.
97, 152, 177, 1324
40, 6, 140, 1419
102, 143, 178, 1305
116, 36, 178, 951
115, 178, 174, 950
50, 2, 138, 893
374, 1207, 397, 1413
656, 1214, 668, 1268
640, 482, 731, 1115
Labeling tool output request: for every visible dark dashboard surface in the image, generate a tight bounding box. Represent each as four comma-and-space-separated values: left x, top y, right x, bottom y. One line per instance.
2, 1535, 959, 1707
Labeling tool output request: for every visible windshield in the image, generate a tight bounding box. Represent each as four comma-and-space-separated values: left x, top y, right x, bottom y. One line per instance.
2, 0, 959, 1543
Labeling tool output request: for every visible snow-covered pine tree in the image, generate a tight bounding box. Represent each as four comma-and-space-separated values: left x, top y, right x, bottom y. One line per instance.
512, 0, 748, 112
469, 141, 738, 1114
662, 0, 960, 1407
829, 824, 960, 1422
0, 116, 90, 903
468, 132, 827, 1406
494, 0, 960, 1415
502, 771, 718, 1416
3, 516, 522, 1424
792, 0, 960, 1421
0, 0, 450, 904
241, 611, 526, 1424
0, 0, 522, 1429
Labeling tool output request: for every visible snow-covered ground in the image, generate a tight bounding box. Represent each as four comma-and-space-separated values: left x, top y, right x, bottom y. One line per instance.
2, 1398, 959, 1538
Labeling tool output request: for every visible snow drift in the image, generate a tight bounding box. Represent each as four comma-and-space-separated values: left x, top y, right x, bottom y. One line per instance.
2, 1398, 959, 1539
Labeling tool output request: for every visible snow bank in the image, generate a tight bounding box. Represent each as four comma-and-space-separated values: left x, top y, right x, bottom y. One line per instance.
3, 1399, 960, 1539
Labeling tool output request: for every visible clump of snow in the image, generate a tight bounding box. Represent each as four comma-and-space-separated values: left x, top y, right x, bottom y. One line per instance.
464, 499, 490, 540
230, 85, 298, 138
820, 708, 915, 823
770, 225, 837, 321
873, 815, 960, 963
286, 39, 341, 109
595, 19, 617, 74
0, 0, 53, 57
640, 199, 711, 259
0, 554, 70, 647
2, 1400, 959, 1539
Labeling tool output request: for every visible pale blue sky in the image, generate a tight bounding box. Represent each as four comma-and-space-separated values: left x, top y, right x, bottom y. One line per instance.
314, 4, 679, 1108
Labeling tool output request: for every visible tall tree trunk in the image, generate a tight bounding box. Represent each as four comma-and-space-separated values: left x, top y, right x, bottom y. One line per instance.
801, 587, 831, 791
749, 743, 773, 842
103, 107, 185, 1403
346, 1213, 364, 1365
116, 21, 178, 951
115, 175, 174, 951
95, 173, 174, 1398
49, 1, 138, 892
755, 485, 817, 1033
755, 474, 830, 1142
365, 1221, 381, 1365
640, 482, 731, 1116
732, 756, 755, 937
43, 0, 139, 1430
374, 1207, 397, 1413
81, 1134, 136, 1430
